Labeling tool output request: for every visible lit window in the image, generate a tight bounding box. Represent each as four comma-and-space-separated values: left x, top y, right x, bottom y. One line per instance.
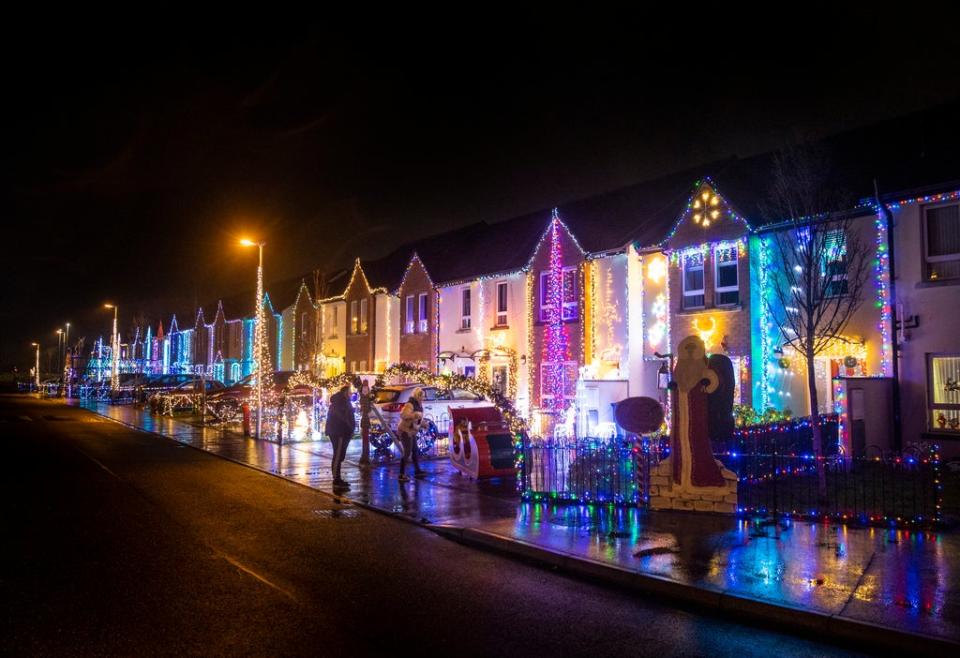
539, 268, 578, 321
714, 244, 739, 305
682, 252, 705, 309
923, 203, 960, 281
405, 295, 415, 334
496, 282, 508, 326
350, 301, 358, 334
823, 229, 849, 297
418, 293, 429, 333
461, 288, 471, 330
929, 354, 960, 433
359, 298, 368, 334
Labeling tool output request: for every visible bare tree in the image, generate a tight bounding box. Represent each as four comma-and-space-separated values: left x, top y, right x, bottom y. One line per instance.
762, 145, 870, 495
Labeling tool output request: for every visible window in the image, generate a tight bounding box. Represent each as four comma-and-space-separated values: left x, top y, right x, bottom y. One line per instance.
492, 365, 508, 396
929, 354, 960, 432
301, 312, 309, 339
330, 306, 339, 338
350, 301, 358, 334
714, 244, 739, 305
540, 361, 578, 405
418, 293, 428, 333
359, 360, 367, 372
924, 203, 960, 281
496, 282, 508, 326
359, 298, 368, 334
405, 296, 415, 334
682, 252, 705, 309
461, 287, 472, 330
823, 229, 849, 297
539, 268, 579, 322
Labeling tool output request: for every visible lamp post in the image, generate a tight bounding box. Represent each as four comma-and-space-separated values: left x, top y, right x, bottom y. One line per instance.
240, 239, 266, 439
31, 342, 40, 389
104, 304, 119, 391
64, 322, 71, 381
56, 329, 63, 376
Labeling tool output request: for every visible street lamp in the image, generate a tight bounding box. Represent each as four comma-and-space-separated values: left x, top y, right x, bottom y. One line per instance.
30, 342, 40, 389
104, 304, 119, 391
240, 238, 266, 439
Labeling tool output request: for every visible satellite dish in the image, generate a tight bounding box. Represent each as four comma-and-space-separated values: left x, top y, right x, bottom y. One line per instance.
614, 397, 664, 435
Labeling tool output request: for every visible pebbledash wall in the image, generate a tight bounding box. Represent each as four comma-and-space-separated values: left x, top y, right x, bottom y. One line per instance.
888, 190, 960, 458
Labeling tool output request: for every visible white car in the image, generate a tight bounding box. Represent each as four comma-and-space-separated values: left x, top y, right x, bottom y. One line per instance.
373, 384, 488, 439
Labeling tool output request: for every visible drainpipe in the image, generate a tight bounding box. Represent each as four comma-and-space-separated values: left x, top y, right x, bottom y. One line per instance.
874, 179, 902, 451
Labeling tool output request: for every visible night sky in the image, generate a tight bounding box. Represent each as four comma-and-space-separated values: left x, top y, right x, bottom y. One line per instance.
4, 10, 959, 370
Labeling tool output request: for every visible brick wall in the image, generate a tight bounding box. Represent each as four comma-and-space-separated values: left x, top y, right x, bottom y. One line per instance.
398, 258, 435, 370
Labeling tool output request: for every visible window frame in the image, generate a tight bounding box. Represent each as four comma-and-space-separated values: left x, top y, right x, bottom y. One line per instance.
822, 229, 849, 298
349, 300, 358, 335
540, 360, 578, 406
359, 298, 369, 334
405, 295, 415, 334
713, 244, 739, 306
418, 293, 429, 333
539, 267, 579, 322
682, 252, 705, 310
461, 287, 472, 330
496, 281, 508, 326
922, 201, 960, 282
927, 353, 960, 432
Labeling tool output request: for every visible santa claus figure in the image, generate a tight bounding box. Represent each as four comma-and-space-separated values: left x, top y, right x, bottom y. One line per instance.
669, 335, 727, 492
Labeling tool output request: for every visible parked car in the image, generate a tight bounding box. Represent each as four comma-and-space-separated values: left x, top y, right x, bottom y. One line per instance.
206, 371, 313, 422
149, 378, 225, 414
135, 374, 195, 403
372, 384, 488, 446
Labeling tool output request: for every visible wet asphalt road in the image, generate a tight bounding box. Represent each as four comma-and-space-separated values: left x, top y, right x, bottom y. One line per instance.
0, 395, 864, 657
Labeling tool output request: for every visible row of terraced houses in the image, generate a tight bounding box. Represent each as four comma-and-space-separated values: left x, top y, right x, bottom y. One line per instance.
88, 106, 960, 457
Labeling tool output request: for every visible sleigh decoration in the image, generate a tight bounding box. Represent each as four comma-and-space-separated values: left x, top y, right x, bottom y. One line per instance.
449, 407, 517, 480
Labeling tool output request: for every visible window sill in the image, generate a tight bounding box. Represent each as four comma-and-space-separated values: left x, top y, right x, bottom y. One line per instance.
676, 305, 743, 316
491, 325, 510, 331
456, 328, 472, 334
916, 279, 960, 289
533, 319, 580, 326
922, 430, 960, 440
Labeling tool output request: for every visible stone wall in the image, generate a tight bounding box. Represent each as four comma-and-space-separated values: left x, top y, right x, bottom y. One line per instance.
648, 459, 738, 514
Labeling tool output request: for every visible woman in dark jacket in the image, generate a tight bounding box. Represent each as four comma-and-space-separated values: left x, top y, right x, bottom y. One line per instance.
326, 384, 355, 489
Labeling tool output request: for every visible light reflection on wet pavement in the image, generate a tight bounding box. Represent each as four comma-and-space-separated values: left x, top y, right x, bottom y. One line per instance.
79, 401, 959, 644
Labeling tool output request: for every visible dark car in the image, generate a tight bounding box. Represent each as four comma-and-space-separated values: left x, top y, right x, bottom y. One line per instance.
149, 378, 225, 414
206, 371, 312, 422
135, 374, 195, 404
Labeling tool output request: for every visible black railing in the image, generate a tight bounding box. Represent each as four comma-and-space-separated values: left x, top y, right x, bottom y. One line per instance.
520, 438, 649, 505
720, 450, 942, 526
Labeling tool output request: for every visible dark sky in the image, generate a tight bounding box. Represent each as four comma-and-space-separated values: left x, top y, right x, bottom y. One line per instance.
4, 9, 960, 369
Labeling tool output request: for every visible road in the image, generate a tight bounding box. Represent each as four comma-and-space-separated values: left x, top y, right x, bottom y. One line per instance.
0, 394, 864, 657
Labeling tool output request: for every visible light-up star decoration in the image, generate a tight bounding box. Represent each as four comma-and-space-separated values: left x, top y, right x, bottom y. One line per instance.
692, 188, 723, 228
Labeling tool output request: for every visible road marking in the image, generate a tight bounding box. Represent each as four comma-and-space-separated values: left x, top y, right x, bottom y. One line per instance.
221, 555, 299, 603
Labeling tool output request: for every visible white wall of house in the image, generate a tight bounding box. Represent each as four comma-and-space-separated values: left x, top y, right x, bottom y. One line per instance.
319, 300, 346, 376
891, 196, 960, 456
280, 304, 295, 371
589, 253, 629, 380
374, 294, 399, 372
437, 271, 529, 407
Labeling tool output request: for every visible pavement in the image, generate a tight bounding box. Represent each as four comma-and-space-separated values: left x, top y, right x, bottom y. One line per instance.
77, 399, 960, 651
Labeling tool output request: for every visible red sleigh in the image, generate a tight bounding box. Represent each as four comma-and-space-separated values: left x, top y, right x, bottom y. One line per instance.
448, 407, 517, 479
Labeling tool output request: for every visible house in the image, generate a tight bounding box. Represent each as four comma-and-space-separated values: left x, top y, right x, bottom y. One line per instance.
317, 268, 350, 377
334, 257, 404, 374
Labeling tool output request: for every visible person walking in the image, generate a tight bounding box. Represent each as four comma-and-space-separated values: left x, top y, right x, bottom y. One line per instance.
358, 380, 373, 466
397, 387, 426, 482
326, 383, 355, 489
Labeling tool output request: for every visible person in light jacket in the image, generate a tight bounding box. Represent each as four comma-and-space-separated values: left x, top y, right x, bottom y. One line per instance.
325, 383, 355, 489
396, 387, 426, 481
